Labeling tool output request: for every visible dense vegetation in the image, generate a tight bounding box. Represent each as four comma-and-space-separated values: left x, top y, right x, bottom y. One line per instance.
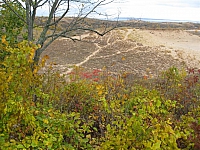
0, 35, 200, 149
1, 2, 200, 148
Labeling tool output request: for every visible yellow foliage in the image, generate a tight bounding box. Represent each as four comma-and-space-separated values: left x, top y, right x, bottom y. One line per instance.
1, 35, 8, 45
40, 55, 49, 67
121, 56, 126, 61
33, 67, 38, 74
28, 48, 36, 63
43, 119, 49, 124
7, 73, 13, 82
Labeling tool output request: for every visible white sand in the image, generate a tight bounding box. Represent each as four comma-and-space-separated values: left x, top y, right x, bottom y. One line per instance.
127, 29, 200, 68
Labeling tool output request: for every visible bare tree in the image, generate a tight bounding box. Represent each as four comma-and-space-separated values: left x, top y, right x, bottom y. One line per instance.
2, 0, 118, 63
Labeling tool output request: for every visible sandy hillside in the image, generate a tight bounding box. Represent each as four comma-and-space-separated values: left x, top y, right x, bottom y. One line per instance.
41, 27, 200, 77
139, 30, 200, 52
124, 28, 200, 68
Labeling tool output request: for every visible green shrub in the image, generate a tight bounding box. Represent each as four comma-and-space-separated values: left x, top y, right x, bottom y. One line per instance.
0, 38, 199, 149
0, 39, 93, 149
101, 87, 184, 149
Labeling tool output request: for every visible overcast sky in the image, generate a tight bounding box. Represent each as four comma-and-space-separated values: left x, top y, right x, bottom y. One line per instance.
37, 0, 200, 22
101, 0, 200, 21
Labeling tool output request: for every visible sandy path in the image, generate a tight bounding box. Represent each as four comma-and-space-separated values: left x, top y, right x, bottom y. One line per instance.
124, 29, 133, 40
60, 32, 113, 75
61, 29, 137, 75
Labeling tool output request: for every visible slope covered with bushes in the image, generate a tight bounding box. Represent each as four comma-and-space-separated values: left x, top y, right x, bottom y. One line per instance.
1, 37, 200, 149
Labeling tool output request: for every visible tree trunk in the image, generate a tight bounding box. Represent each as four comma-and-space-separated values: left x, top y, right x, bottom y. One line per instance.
33, 48, 42, 63
25, 0, 33, 41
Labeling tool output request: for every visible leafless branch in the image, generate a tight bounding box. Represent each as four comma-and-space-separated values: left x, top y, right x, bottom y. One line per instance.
36, 0, 49, 7
48, 0, 70, 26
4, 0, 119, 62
14, 0, 25, 9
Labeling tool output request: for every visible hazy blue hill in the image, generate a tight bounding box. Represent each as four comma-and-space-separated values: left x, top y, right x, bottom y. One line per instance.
112, 17, 200, 23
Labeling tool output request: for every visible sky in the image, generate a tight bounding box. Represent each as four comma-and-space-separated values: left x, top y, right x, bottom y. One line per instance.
101, 0, 200, 22
37, 0, 200, 22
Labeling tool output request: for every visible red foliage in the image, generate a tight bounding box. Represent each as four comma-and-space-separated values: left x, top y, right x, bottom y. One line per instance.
191, 122, 200, 150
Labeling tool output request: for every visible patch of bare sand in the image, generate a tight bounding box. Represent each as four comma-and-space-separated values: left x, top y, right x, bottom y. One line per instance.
127, 29, 200, 68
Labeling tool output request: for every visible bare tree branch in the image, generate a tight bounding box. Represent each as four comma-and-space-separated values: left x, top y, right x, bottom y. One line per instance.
36, 0, 49, 7
14, 0, 25, 9
48, 0, 70, 26
2, 0, 118, 63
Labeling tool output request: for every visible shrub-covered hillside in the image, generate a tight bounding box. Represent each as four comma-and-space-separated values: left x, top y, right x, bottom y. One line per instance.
1, 38, 200, 149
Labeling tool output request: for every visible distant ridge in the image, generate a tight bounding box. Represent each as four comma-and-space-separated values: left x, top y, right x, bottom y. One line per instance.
112, 17, 200, 23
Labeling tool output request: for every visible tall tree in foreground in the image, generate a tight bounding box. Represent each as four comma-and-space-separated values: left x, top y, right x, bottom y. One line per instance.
1, 0, 118, 63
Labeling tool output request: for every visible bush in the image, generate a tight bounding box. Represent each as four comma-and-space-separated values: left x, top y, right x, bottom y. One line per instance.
0, 39, 93, 149
0, 37, 200, 149
101, 87, 181, 149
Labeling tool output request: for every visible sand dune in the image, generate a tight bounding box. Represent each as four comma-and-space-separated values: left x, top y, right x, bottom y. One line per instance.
42, 27, 200, 77
125, 29, 200, 68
